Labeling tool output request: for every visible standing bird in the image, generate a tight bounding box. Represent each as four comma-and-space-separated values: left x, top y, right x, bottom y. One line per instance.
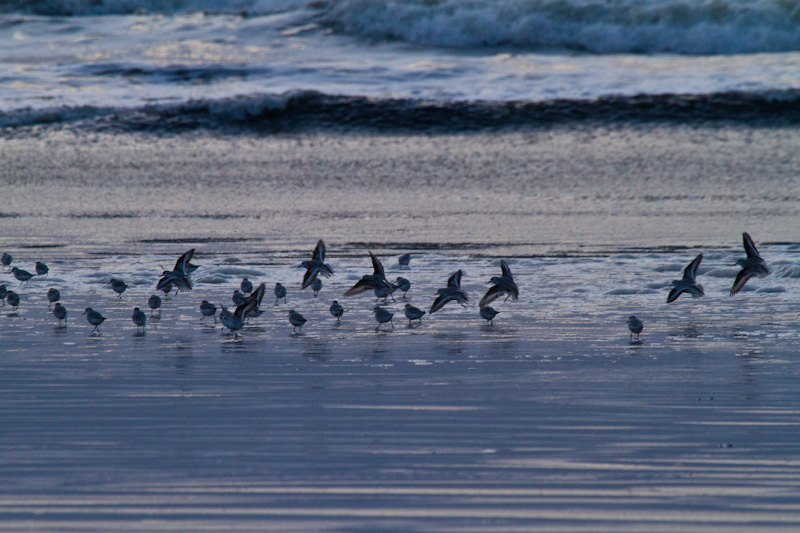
0, 284, 7, 305
329, 300, 344, 323
395, 277, 411, 298
53, 302, 67, 327
35, 261, 49, 276
1, 252, 12, 271
373, 306, 394, 331
236, 282, 265, 323
157, 249, 195, 294
398, 253, 411, 269
47, 288, 61, 308
219, 305, 247, 338
626, 316, 643, 341
158, 281, 173, 298
344, 252, 394, 297
240, 277, 253, 294
730, 232, 770, 296
106, 278, 128, 298
667, 254, 704, 303
430, 270, 469, 314
11, 267, 34, 287
6, 290, 20, 311
131, 307, 147, 332
310, 278, 322, 297
148, 294, 162, 317
404, 303, 425, 324
479, 305, 499, 325
479, 260, 519, 308
301, 240, 334, 290
200, 300, 218, 322
83, 307, 106, 333
274, 283, 287, 305
288, 309, 308, 333
373, 282, 397, 303
232, 289, 246, 307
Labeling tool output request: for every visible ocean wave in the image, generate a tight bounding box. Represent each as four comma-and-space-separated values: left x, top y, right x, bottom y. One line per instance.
4, 89, 800, 135
0, 0, 310, 16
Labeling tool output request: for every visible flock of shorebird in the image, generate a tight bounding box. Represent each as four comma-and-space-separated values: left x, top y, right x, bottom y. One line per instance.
2, 232, 770, 341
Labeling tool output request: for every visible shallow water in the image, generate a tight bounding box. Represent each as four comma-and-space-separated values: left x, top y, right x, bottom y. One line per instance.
1, 126, 800, 531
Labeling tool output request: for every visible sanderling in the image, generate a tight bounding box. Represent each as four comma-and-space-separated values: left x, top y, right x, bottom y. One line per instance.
148, 294, 162, 317
83, 307, 106, 333
232, 289, 246, 307
301, 240, 334, 290
236, 282, 265, 323
344, 252, 393, 297
667, 253, 704, 303
240, 277, 253, 294
158, 281, 173, 298
53, 302, 67, 326
430, 270, 469, 314
132, 307, 147, 332
626, 316, 643, 341
288, 309, 308, 333
1, 253, 12, 271
200, 300, 218, 322
395, 277, 411, 297
219, 305, 246, 338
329, 300, 344, 323
35, 261, 49, 276
373, 282, 397, 303
107, 278, 128, 298
310, 278, 322, 297
479, 305, 499, 325
47, 288, 61, 308
479, 260, 519, 308
274, 283, 287, 304
398, 253, 411, 269
157, 249, 195, 293
373, 306, 394, 331
0, 284, 7, 305
6, 290, 20, 310
730, 232, 770, 296
11, 267, 34, 287
404, 303, 425, 324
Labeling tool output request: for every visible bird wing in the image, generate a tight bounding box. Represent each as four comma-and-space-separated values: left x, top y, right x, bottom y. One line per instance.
252, 283, 266, 307
313, 240, 326, 262
730, 268, 755, 296
174, 248, 195, 273
683, 253, 702, 281
500, 260, 513, 280
343, 278, 373, 297
742, 232, 761, 260
447, 270, 462, 288
429, 293, 452, 314
370, 252, 385, 279
302, 266, 319, 289
479, 285, 504, 308
666, 286, 686, 303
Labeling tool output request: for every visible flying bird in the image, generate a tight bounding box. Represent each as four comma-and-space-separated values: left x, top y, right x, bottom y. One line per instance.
157, 249, 195, 293
430, 270, 469, 314
479, 260, 519, 308
667, 253, 704, 303
730, 232, 769, 296
301, 240, 333, 290
343, 252, 394, 297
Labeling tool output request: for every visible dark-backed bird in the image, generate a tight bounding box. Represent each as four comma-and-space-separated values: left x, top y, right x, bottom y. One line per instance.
301, 240, 333, 290
157, 249, 195, 294
730, 232, 769, 296
667, 253, 704, 303
479, 260, 518, 308
430, 270, 469, 314
344, 252, 394, 297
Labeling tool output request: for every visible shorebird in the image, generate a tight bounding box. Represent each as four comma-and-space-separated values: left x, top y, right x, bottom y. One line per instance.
274, 283, 287, 304
398, 253, 411, 269
47, 288, 61, 308
232, 289, 246, 307
83, 307, 106, 333
479, 260, 519, 308
344, 252, 394, 297
395, 277, 410, 297
479, 305, 499, 325
329, 300, 344, 323
35, 261, 49, 276
626, 316, 643, 341
0, 284, 7, 305
6, 290, 20, 311
373, 306, 394, 331
107, 278, 127, 298
310, 278, 322, 297
148, 294, 162, 317
132, 307, 147, 332
200, 300, 218, 322
404, 303, 425, 324
240, 277, 253, 294
11, 267, 34, 287
430, 270, 469, 314
157, 249, 195, 293
158, 281, 172, 298
301, 240, 334, 290
236, 282, 265, 323
53, 302, 67, 326
373, 282, 397, 303
730, 232, 769, 296
667, 254, 704, 303
219, 304, 247, 338
288, 309, 307, 333
1, 253, 12, 271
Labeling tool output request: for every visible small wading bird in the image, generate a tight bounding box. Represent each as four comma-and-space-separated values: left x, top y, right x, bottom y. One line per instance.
344, 252, 394, 298
200, 300, 218, 322
238, 282, 266, 323
1, 252, 12, 271
132, 307, 147, 332
626, 316, 643, 341
157, 249, 195, 294
11, 267, 34, 287
301, 240, 333, 290
398, 253, 411, 269
288, 309, 307, 333
730, 232, 769, 296
430, 270, 469, 314
373, 306, 394, 331
667, 253, 704, 303
310, 278, 322, 297
404, 303, 425, 324
83, 307, 106, 334
6, 290, 20, 311
47, 288, 61, 308
480, 305, 499, 325
395, 276, 410, 298
35, 261, 49, 276
53, 302, 67, 327
274, 283, 287, 305
240, 277, 253, 294
479, 260, 518, 308
107, 278, 127, 298
148, 294, 162, 317
0, 284, 7, 305
329, 300, 344, 323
